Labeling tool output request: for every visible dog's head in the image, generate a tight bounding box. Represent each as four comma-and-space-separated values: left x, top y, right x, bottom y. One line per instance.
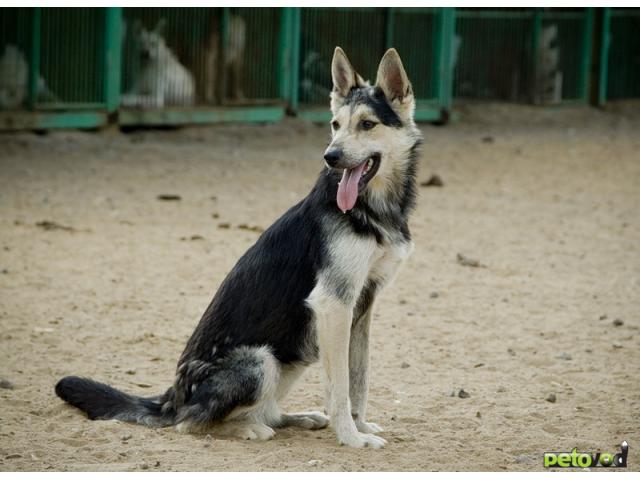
137, 19, 169, 62
324, 47, 419, 213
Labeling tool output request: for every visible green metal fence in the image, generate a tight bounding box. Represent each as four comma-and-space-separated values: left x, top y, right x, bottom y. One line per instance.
599, 8, 640, 102
454, 8, 593, 105
0, 7, 119, 130
119, 7, 286, 126
293, 7, 454, 122
0, 7, 637, 131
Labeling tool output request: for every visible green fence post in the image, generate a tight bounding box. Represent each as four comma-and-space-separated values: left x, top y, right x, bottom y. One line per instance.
103, 7, 122, 113
219, 7, 230, 104
530, 8, 542, 104
578, 7, 594, 104
278, 8, 290, 103
598, 7, 611, 106
434, 8, 455, 113
288, 7, 301, 112
28, 7, 41, 110
432, 9, 442, 101
278, 7, 295, 106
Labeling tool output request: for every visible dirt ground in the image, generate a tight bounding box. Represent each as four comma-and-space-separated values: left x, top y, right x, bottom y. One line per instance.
0, 103, 639, 472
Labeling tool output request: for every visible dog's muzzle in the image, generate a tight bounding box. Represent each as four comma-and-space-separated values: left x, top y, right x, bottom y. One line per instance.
323, 149, 343, 168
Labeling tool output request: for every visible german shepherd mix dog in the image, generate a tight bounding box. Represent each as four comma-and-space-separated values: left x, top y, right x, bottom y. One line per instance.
56, 47, 421, 449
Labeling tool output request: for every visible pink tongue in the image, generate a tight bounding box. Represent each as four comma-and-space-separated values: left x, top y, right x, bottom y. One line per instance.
336, 161, 367, 213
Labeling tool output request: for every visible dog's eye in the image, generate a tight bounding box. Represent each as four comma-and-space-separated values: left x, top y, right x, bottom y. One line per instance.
331, 120, 340, 130
360, 120, 377, 130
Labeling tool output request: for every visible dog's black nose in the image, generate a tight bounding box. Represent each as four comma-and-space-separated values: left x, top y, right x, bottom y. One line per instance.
324, 149, 342, 167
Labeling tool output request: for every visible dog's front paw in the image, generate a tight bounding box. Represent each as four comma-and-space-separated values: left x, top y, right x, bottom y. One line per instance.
355, 420, 383, 434
338, 431, 387, 449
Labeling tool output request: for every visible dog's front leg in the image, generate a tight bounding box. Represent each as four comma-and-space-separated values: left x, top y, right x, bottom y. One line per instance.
349, 305, 383, 434
313, 291, 386, 449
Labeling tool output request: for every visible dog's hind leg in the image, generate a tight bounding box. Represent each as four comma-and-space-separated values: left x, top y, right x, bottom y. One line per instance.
214, 419, 276, 441
280, 412, 329, 430
273, 368, 329, 431
269, 363, 329, 431
173, 345, 281, 440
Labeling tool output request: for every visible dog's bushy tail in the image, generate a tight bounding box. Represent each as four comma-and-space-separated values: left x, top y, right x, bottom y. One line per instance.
55, 376, 174, 427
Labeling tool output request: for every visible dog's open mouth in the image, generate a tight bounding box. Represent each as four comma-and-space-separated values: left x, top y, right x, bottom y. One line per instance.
336, 153, 381, 213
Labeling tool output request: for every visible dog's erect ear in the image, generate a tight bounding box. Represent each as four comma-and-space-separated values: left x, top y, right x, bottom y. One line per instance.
331, 47, 357, 97
376, 48, 413, 104
154, 18, 167, 36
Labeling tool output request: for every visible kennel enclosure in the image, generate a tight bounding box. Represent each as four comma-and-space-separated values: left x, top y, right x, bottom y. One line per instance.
118, 7, 288, 127
454, 8, 594, 105
0, 7, 289, 130
0, 8, 121, 130
0, 7, 636, 130
292, 7, 455, 123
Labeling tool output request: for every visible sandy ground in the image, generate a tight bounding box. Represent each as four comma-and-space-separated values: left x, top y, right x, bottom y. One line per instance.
0, 103, 639, 471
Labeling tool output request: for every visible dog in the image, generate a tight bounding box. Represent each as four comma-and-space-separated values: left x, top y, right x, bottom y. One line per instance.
533, 24, 562, 105
197, 12, 246, 104
56, 47, 421, 449
121, 19, 195, 108
0, 44, 57, 109
301, 49, 331, 103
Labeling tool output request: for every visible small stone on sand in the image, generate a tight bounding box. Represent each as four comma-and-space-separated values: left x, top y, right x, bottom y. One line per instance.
555, 352, 572, 361
458, 389, 470, 399
0, 378, 15, 389
457, 253, 486, 268
157, 194, 181, 201
420, 174, 444, 187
